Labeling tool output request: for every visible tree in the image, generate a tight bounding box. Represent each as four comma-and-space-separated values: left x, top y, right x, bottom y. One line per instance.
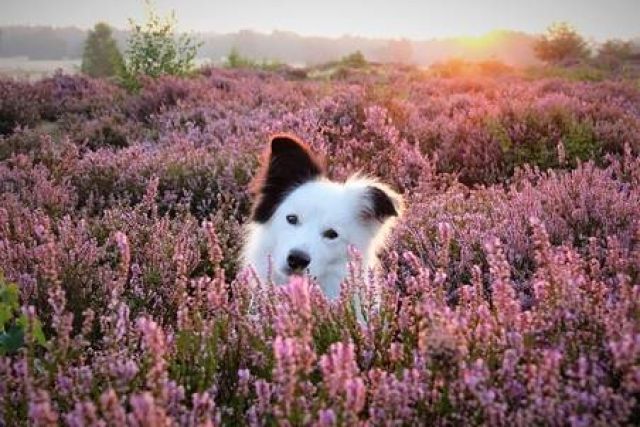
596, 39, 633, 70
81, 23, 124, 78
339, 51, 367, 68
534, 22, 590, 65
120, 0, 201, 88
225, 47, 255, 68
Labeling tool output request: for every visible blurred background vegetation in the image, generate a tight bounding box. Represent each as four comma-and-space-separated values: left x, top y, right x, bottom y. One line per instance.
1, 1, 639, 83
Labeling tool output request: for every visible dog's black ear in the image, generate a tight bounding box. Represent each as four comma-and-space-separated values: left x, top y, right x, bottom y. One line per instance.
361, 185, 403, 223
250, 134, 324, 223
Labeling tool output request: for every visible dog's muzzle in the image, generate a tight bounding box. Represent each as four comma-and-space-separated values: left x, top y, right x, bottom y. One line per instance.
287, 249, 310, 273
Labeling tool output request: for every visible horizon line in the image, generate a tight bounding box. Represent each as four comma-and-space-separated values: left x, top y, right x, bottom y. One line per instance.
2, 24, 638, 44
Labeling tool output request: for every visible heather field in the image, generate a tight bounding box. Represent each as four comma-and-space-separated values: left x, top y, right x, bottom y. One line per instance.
1, 67, 640, 425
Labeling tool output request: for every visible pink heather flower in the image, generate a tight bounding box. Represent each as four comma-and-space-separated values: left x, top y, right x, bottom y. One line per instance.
64, 401, 101, 427
437, 221, 453, 265
203, 220, 224, 268
206, 275, 228, 311
47, 279, 71, 348
238, 368, 252, 396
114, 231, 130, 275
99, 389, 127, 426
320, 342, 366, 419
114, 302, 130, 343
389, 342, 404, 364
110, 231, 131, 304
28, 389, 59, 427
484, 236, 520, 329
272, 335, 316, 421
105, 357, 140, 390
344, 378, 366, 414
137, 317, 169, 402
254, 379, 272, 412
247, 379, 273, 425
320, 342, 360, 397
275, 276, 313, 339
316, 408, 337, 426
142, 175, 160, 212
76, 308, 95, 348
190, 391, 220, 426
128, 392, 171, 427
34, 221, 60, 284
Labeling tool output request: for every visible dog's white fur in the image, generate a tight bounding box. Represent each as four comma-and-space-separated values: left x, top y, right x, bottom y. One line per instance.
242, 135, 402, 302
243, 177, 400, 298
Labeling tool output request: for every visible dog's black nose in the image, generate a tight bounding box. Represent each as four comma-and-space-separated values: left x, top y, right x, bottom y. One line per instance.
287, 250, 310, 271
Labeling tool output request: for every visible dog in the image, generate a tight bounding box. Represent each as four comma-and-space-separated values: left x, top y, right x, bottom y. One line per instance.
242, 134, 403, 303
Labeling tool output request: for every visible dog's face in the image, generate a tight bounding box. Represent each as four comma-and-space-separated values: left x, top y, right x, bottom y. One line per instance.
245, 134, 402, 297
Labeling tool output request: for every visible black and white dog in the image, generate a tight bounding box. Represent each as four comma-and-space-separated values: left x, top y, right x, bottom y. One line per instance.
242, 134, 402, 300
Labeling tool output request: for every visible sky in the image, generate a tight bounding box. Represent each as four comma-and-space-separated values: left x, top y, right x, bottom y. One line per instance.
0, 0, 638, 41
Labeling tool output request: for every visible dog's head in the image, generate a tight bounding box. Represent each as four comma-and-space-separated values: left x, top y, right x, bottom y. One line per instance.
248, 134, 403, 290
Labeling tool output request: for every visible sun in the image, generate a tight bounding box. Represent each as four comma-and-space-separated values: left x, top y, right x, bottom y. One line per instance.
457, 31, 503, 50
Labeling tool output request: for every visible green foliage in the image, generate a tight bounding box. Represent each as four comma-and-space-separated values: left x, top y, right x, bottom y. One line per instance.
534, 22, 590, 66
0, 273, 46, 355
120, 0, 202, 90
487, 113, 600, 176
225, 47, 283, 71
225, 47, 255, 69
596, 39, 635, 72
81, 22, 124, 78
563, 120, 599, 164
524, 64, 607, 82
339, 51, 368, 68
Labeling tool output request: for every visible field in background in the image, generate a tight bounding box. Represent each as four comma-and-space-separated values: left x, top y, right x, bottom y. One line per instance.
1, 65, 640, 425
0, 57, 222, 79
0, 57, 81, 80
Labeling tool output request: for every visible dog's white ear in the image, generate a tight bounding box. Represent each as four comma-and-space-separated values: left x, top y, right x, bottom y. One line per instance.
360, 185, 403, 223
250, 134, 325, 223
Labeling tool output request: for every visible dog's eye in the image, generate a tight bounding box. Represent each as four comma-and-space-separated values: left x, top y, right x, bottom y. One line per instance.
323, 229, 339, 240
286, 214, 299, 225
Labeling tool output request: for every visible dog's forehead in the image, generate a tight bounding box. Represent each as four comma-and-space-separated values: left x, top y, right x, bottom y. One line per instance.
278, 180, 360, 218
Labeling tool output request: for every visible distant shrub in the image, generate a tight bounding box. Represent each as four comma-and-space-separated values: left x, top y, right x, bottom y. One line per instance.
596, 39, 635, 72
224, 47, 284, 72
339, 50, 368, 68
126, 75, 194, 121
225, 47, 256, 69
81, 22, 124, 78
534, 22, 590, 66
0, 129, 51, 161
37, 72, 126, 119
120, 1, 201, 90
71, 114, 132, 150
0, 80, 42, 135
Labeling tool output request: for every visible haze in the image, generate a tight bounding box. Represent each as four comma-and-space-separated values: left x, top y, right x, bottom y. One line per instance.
1, 0, 638, 41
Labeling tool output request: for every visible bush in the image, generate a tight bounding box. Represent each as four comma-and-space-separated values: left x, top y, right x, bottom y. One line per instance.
534, 22, 591, 65
81, 22, 124, 78
339, 51, 368, 68
0, 80, 42, 135
224, 47, 284, 72
596, 39, 635, 72
120, 1, 201, 90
